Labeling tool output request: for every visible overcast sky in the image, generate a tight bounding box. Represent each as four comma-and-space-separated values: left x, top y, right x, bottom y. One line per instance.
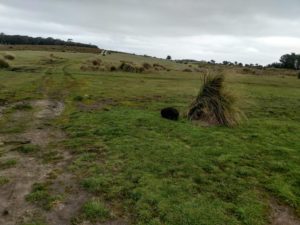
0, 0, 300, 65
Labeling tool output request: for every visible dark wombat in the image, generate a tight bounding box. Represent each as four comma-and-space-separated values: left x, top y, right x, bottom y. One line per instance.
161, 107, 179, 121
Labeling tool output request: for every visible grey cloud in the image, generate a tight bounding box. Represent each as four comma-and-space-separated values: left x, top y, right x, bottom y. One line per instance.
0, 0, 300, 64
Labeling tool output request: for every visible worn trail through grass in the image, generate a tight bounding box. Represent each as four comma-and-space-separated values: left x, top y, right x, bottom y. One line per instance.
0, 50, 299, 225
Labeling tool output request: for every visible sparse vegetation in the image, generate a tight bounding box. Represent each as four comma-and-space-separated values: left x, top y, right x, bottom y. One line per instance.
0, 159, 17, 169
26, 183, 62, 210
0, 176, 9, 186
187, 74, 243, 126
12, 102, 33, 110
14, 144, 39, 154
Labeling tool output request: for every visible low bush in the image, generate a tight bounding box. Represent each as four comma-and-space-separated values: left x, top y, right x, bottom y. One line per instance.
183, 68, 193, 72
26, 183, 61, 210
4, 54, 15, 60
74, 95, 84, 101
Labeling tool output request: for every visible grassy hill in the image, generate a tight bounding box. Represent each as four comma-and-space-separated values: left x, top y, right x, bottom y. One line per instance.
0, 49, 299, 225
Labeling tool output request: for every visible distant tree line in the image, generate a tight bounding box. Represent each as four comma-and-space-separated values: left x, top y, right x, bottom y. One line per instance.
267, 53, 300, 70
0, 33, 98, 49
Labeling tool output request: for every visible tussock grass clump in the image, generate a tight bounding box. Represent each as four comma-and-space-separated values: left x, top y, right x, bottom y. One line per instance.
0, 59, 9, 69
187, 74, 243, 127
82, 199, 110, 222
142, 62, 152, 70
4, 53, 15, 60
153, 63, 167, 70
119, 62, 144, 73
119, 62, 136, 72
183, 68, 193, 72
92, 59, 102, 66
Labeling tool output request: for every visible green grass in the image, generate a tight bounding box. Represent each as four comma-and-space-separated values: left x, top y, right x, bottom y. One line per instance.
0, 50, 299, 224
12, 103, 33, 110
26, 183, 62, 210
81, 199, 110, 222
0, 176, 9, 186
0, 159, 17, 169
14, 144, 39, 154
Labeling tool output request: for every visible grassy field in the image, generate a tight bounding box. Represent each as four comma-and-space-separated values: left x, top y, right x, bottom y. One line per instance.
0, 49, 299, 225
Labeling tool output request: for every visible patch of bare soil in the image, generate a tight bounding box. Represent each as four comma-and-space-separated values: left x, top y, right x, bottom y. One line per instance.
0, 99, 87, 225
78, 219, 128, 225
0, 151, 52, 225
76, 98, 118, 112
270, 199, 300, 225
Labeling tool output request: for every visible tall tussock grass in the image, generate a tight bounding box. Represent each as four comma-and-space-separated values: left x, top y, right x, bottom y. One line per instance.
0, 58, 9, 68
187, 73, 243, 127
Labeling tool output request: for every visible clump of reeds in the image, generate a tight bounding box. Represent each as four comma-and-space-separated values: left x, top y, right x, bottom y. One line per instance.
187, 73, 243, 127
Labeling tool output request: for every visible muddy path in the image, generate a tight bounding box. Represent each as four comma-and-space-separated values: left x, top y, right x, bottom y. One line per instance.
270, 199, 300, 225
0, 99, 86, 225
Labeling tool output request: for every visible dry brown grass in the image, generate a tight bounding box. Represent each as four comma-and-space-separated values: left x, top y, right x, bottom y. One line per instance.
187, 73, 243, 127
